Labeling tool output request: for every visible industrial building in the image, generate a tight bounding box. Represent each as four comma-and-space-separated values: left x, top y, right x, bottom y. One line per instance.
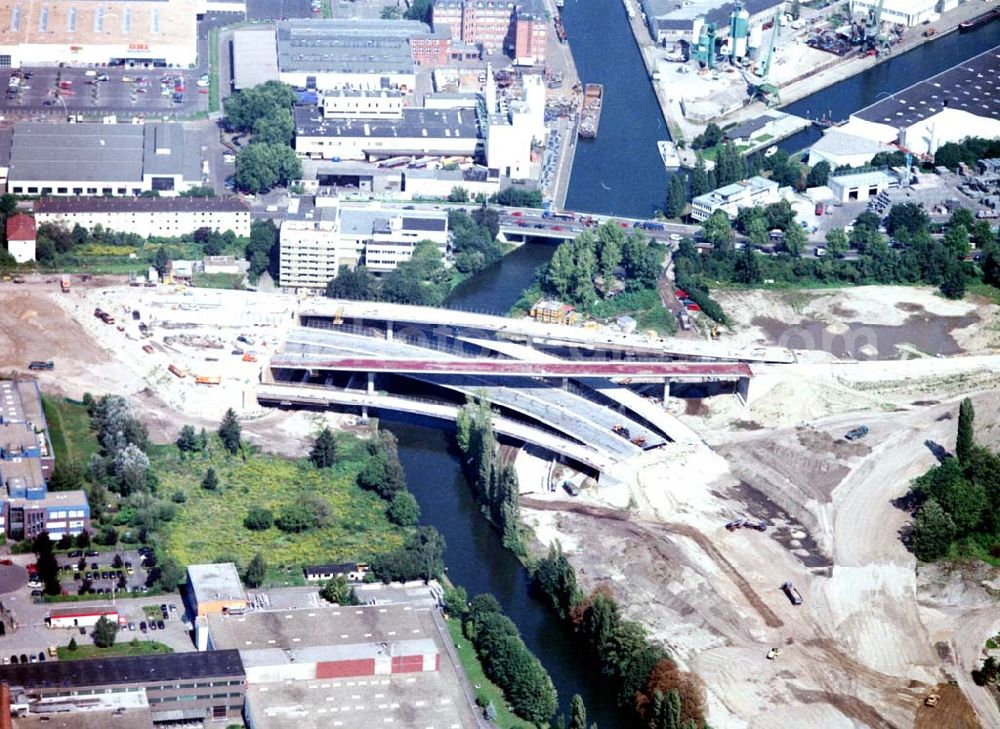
639, 0, 782, 45
199, 602, 477, 727
433, 0, 547, 65
231, 29, 279, 91
303, 159, 502, 199
0, 380, 89, 541
46, 606, 118, 629
828, 169, 899, 203
842, 46, 1000, 157
690, 175, 780, 221
0, 650, 246, 724
294, 105, 481, 161
848, 0, 939, 28
0, 0, 199, 68
319, 88, 404, 120
5, 213, 36, 263
278, 196, 449, 289
6, 122, 205, 197
34, 197, 252, 239
807, 129, 895, 169
186, 563, 248, 617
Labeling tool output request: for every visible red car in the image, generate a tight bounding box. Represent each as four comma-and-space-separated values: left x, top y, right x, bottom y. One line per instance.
511, 211, 523, 217
618, 221, 629, 228
552, 225, 563, 231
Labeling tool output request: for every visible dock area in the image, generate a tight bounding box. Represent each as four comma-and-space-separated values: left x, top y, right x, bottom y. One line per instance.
622, 0, 997, 145
542, 0, 582, 209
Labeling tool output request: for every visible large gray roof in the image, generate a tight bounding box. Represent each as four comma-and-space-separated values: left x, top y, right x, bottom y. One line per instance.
854, 46, 1000, 128
276, 19, 435, 75
9, 122, 202, 185
10, 123, 144, 182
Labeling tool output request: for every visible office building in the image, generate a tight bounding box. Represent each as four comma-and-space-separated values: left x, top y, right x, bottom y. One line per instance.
0, 380, 90, 541
690, 175, 780, 221
6, 122, 205, 197
35, 197, 251, 239
0, 0, 199, 68
279, 196, 449, 289
433, 0, 547, 64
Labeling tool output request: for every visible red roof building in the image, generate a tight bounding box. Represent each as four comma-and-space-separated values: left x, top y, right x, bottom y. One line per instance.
5, 214, 36, 263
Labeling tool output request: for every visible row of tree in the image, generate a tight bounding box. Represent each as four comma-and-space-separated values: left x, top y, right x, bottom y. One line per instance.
458, 592, 559, 725
543, 222, 662, 309
325, 239, 450, 305
455, 398, 522, 553
532, 545, 707, 728
358, 429, 422, 527
909, 398, 1000, 561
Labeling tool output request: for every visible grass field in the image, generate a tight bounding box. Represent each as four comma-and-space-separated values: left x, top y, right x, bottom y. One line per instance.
41, 396, 99, 467
151, 438, 405, 572
445, 616, 522, 728
209, 28, 220, 114
192, 272, 244, 290
57, 639, 173, 661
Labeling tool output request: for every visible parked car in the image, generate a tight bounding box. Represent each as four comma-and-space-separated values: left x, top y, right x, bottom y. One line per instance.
140, 621, 147, 632
156, 620, 165, 630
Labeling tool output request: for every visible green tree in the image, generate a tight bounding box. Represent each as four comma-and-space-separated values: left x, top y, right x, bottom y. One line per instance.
692, 122, 722, 149
940, 260, 966, 299
252, 109, 294, 146
942, 224, 970, 260
782, 222, 807, 257
568, 695, 587, 729
957, 397, 975, 463
93, 615, 117, 648
223, 80, 297, 133
948, 207, 975, 231
806, 160, 830, 187
532, 542, 579, 620
403, 0, 432, 22
745, 216, 769, 248
246, 219, 280, 281
325, 265, 376, 300
153, 246, 170, 278
447, 186, 469, 202
176, 424, 197, 453
969, 220, 994, 249
690, 156, 711, 197
235, 143, 302, 193
310, 427, 338, 469
34, 533, 62, 596
217, 408, 241, 454
885, 202, 930, 238
387, 491, 421, 526
202, 467, 219, 491
666, 174, 687, 218
825, 227, 849, 258
320, 574, 360, 605
734, 247, 762, 284
546, 241, 576, 300
244, 553, 267, 588
244, 505, 274, 531
701, 210, 734, 252
443, 585, 468, 618
912, 498, 955, 561
68, 637, 78, 651
155, 556, 185, 592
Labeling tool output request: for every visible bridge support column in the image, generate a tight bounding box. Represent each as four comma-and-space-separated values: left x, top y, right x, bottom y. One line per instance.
367, 372, 375, 395
663, 380, 670, 404
386, 321, 394, 340
736, 376, 750, 407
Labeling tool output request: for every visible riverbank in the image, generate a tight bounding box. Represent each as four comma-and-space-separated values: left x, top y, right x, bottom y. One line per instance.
625, 0, 998, 143
542, 0, 582, 209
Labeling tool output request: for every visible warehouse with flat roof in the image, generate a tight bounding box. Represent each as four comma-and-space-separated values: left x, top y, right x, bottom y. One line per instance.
187, 562, 247, 617
6, 122, 204, 197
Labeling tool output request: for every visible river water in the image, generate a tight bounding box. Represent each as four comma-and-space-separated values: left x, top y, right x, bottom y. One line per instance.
388, 17, 1000, 728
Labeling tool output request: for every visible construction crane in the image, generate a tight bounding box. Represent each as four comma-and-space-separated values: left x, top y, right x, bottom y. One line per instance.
751, 11, 782, 106
863, 0, 889, 54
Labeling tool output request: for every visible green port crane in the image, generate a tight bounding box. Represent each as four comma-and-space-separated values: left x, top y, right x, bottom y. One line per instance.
864, 0, 889, 53
753, 11, 782, 106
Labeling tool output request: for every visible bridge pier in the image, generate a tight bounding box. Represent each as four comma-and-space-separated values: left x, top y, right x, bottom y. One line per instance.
386, 321, 394, 340
736, 376, 750, 407
367, 371, 375, 394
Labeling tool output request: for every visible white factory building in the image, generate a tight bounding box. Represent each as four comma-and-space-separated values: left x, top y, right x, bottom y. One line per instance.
828, 169, 899, 203
807, 130, 895, 169
839, 47, 1000, 158
34, 197, 252, 238
690, 175, 780, 221
0, 0, 198, 68
482, 65, 545, 180
848, 0, 939, 27
278, 196, 449, 289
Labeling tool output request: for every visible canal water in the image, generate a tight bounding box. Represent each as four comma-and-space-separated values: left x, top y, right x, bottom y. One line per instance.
388, 15, 1000, 728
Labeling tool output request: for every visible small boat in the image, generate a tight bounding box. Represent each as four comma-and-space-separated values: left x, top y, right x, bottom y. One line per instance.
578, 84, 603, 138
959, 8, 998, 33
658, 140, 681, 168
764, 146, 777, 158
555, 0, 564, 7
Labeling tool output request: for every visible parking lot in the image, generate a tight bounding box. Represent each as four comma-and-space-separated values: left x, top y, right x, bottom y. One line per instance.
1, 66, 208, 118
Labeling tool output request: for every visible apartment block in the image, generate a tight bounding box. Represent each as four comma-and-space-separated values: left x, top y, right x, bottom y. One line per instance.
34, 197, 251, 239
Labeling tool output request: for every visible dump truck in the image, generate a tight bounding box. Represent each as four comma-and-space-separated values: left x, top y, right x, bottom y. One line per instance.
60, 275, 70, 292
844, 425, 869, 441
781, 581, 803, 605
195, 376, 221, 385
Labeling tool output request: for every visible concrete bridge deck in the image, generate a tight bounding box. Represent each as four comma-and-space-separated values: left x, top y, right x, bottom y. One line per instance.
302, 299, 795, 364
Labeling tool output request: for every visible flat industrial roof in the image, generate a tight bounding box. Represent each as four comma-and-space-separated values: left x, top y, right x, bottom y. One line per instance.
855, 46, 1000, 128
0, 650, 245, 690
13, 708, 154, 729
295, 106, 479, 140
36, 196, 250, 214
0, 458, 46, 493
276, 19, 430, 75
641, 0, 782, 29
244, 670, 475, 729
205, 604, 434, 652
187, 562, 246, 605
233, 29, 279, 90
